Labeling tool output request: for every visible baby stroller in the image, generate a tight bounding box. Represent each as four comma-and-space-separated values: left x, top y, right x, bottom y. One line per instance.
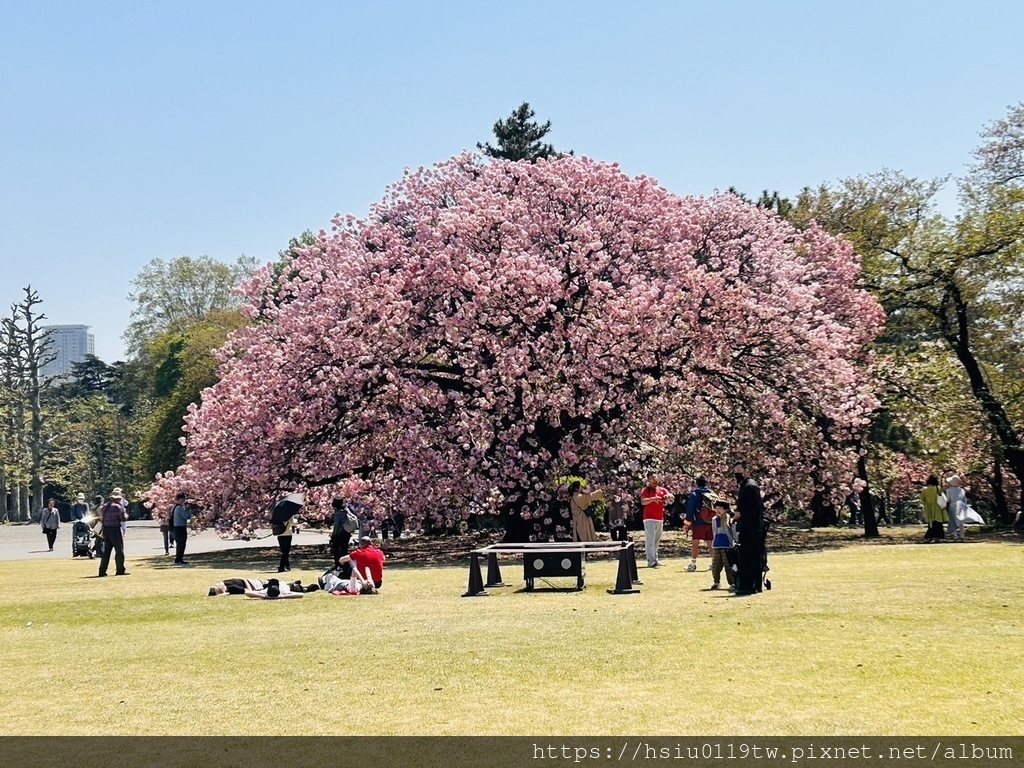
71, 520, 94, 558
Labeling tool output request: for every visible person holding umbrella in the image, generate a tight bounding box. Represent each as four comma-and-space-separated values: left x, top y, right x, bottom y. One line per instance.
271, 493, 304, 572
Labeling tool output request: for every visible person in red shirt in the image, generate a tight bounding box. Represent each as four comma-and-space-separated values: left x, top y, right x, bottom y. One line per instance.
339, 535, 386, 589
640, 474, 674, 568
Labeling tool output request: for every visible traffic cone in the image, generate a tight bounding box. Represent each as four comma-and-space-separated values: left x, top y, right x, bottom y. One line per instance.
462, 553, 488, 597
628, 540, 643, 585
485, 552, 506, 588
608, 544, 640, 594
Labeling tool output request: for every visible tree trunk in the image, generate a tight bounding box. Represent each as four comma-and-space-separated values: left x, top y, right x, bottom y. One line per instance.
988, 458, 1011, 526
941, 287, 1024, 492
19, 483, 30, 522
29, 391, 43, 522
858, 455, 880, 538
0, 466, 6, 522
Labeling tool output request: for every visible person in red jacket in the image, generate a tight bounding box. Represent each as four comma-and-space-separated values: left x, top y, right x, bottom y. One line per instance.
640, 474, 674, 568
339, 535, 386, 589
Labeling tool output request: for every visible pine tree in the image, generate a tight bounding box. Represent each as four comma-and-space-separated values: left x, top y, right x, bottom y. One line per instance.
477, 102, 568, 162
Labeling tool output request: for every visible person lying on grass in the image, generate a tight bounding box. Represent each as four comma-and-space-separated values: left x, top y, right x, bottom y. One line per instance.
208, 576, 312, 596
319, 563, 378, 595
245, 578, 306, 599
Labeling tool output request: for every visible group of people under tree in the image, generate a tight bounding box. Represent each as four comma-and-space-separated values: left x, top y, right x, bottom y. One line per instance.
567, 462, 769, 596
265, 493, 386, 588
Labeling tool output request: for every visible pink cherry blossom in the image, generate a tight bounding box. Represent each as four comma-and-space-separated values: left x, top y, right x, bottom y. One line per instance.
147, 154, 884, 532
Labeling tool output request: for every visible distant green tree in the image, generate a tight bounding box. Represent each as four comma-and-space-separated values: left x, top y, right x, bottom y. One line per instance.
45, 355, 146, 502
124, 255, 257, 357
135, 309, 250, 480
792, 104, 1024, 525
756, 190, 795, 218
477, 102, 568, 162
726, 188, 795, 219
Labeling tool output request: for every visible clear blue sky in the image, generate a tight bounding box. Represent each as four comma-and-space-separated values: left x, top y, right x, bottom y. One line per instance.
3, 0, 1022, 363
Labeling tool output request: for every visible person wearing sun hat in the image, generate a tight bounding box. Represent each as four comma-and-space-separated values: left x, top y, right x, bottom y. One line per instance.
97, 488, 129, 577
111, 487, 128, 535
69, 493, 89, 522
944, 475, 968, 542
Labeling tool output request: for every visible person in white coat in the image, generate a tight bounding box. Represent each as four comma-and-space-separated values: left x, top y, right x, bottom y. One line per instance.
944, 475, 968, 542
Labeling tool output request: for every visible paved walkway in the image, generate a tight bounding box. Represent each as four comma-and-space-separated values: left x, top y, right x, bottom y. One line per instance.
0, 520, 331, 563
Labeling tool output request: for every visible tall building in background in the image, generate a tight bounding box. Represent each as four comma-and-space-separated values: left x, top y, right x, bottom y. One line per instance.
40, 325, 95, 380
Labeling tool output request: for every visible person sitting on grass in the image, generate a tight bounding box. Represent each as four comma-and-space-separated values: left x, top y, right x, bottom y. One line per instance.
337, 535, 385, 589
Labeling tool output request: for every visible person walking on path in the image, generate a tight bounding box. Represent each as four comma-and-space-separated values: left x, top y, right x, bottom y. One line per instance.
640, 474, 673, 568
41, 499, 60, 551
172, 492, 191, 564
732, 462, 765, 595
569, 481, 605, 543
97, 489, 129, 577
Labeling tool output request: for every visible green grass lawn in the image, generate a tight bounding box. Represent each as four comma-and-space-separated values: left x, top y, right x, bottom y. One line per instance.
1, 537, 1021, 735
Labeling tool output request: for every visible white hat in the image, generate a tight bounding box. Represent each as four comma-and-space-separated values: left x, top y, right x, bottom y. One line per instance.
77, 493, 86, 501
111, 487, 124, 498
946, 475, 961, 487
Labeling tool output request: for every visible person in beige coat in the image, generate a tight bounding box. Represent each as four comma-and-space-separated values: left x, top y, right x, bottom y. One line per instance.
569, 481, 605, 542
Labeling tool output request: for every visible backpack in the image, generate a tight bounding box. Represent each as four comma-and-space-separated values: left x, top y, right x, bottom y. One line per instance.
343, 510, 359, 534
687, 487, 711, 524
712, 517, 734, 549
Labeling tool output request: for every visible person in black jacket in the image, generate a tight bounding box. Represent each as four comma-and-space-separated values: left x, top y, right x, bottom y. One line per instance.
330, 498, 357, 574
732, 462, 765, 595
